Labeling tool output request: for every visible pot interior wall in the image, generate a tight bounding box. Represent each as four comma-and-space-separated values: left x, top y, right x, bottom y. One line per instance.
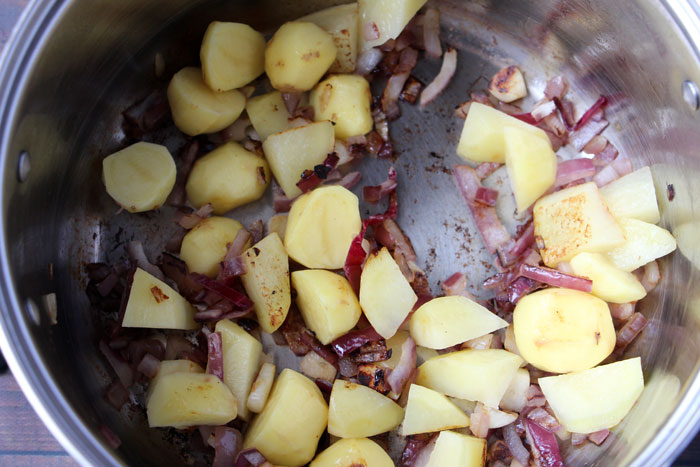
3, 0, 700, 465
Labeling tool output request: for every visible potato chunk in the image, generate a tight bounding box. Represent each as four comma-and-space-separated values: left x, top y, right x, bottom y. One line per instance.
284, 186, 362, 269
416, 349, 523, 407
300, 4, 360, 73
102, 142, 176, 213
599, 166, 660, 224
180, 216, 249, 277
246, 91, 291, 141
147, 372, 237, 428
247, 362, 276, 414
167, 67, 246, 136
402, 384, 470, 436
533, 182, 626, 267
243, 369, 328, 467
311, 438, 393, 467
186, 142, 270, 214
262, 121, 335, 198
310, 75, 372, 139
358, 0, 427, 50
426, 431, 486, 467
328, 380, 404, 438
200, 22, 266, 92
122, 268, 198, 330
570, 252, 647, 303
146, 360, 204, 403
539, 358, 644, 433
360, 247, 418, 339
240, 233, 291, 333
215, 320, 262, 421
292, 269, 361, 344
504, 125, 556, 213
409, 296, 508, 349
384, 330, 410, 369
265, 22, 337, 92
499, 368, 530, 412
606, 217, 677, 271
457, 102, 550, 163
513, 288, 615, 373
489, 66, 528, 103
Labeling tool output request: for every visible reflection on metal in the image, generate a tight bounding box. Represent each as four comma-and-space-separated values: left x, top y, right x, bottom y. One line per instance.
682, 80, 700, 111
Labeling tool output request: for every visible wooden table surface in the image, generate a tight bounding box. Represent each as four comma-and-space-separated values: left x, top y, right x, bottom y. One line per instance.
1, 1, 700, 466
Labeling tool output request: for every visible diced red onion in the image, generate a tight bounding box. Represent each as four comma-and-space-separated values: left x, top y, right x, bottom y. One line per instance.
470, 405, 490, 438
512, 113, 538, 125
526, 385, 547, 407
299, 331, 338, 367
356, 49, 384, 75
570, 118, 609, 152
571, 432, 588, 446
297, 153, 341, 193
218, 256, 247, 282
126, 241, 165, 281
574, 95, 608, 131
441, 272, 473, 299
375, 218, 418, 263
363, 21, 380, 41
386, 336, 417, 394
455, 101, 471, 119
532, 100, 556, 121
593, 143, 619, 165
401, 434, 438, 467
593, 164, 621, 187
544, 75, 569, 100
137, 353, 161, 379
99, 341, 134, 387
611, 155, 633, 176
423, 8, 442, 58
338, 356, 359, 377
616, 312, 647, 349
281, 92, 301, 115
192, 273, 254, 309
105, 381, 129, 410
382, 48, 417, 118
642, 260, 660, 292
497, 101, 523, 115
554, 158, 596, 188
588, 429, 610, 446
272, 183, 294, 212
519, 263, 592, 292
504, 422, 530, 466
100, 424, 122, 449
419, 48, 457, 108
331, 327, 383, 357
220, 117, 251, 143
400, 76, 423, 104
235, 448, 268, 467
525, 419, 564, 467
475, 162, 502, 180
610, 302, 636, 320
552, 97, 575, 130
527, 407, 562, 433
332, 171, 362, 190
212, 427, 242, 467
454, 165, 512, 254
178, 204, 214, 229
497, 222, 535, 267
207, 332, 225, 382
363, 167, 397, 202
583, 134, 608, 154
475, 186, 498, 206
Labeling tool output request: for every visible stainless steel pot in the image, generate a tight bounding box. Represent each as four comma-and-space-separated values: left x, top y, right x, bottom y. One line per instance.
2, 0, 700, 465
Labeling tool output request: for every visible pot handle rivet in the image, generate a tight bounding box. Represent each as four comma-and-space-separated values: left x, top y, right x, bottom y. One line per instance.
17, 151, 31, 182
682, 80, 700, 111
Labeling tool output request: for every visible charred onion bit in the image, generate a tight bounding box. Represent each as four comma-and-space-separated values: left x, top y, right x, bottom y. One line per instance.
357, 363, 392, 394
296, 153, 341, 193
344, 188, 398, 294
191, 273, 254, 310
574, 95, 608, 131
213, 427, 242, 467
207, 331, 225, 382
355, 339, 392, 363
331, 327, 384, 358
399, 433, 437, 467
363, 166, 398, 202
525, 419, 564, 467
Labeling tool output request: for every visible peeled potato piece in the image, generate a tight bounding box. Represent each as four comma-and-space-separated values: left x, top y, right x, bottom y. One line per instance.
358, 0, 428, 50
179, 216, 249, 277
426, 431, 486, 467
186, 142, 270, 214
167, 67, 246, 136
570, 252, 647, 304
513, 288, 615, 373
310, 75, 372, 139
401, 384, 471, 436
265, 22, 337, 92
300, 3, 360, 74
122, 268, 198, 330
102, 142, 176, 213
284, 185, 362, 269
147, 372, 237, 428
311, 438, 393, 467
246, 91, 291, 141
328, 380, 404, 438
200, 22, 266, 92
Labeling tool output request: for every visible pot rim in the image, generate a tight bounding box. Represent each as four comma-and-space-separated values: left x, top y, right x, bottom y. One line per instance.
0, 1, 700, 466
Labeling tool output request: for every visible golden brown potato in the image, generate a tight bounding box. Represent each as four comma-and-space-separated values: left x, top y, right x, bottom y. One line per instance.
200, 22, 266, 92
102, 142, 176, 213
186, 142, 270, 214
167, 67, 246, 136
265, 22, 337, 92
179, 216, 249, 277
310, 75, 373, 139
300, 4, 360, 73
